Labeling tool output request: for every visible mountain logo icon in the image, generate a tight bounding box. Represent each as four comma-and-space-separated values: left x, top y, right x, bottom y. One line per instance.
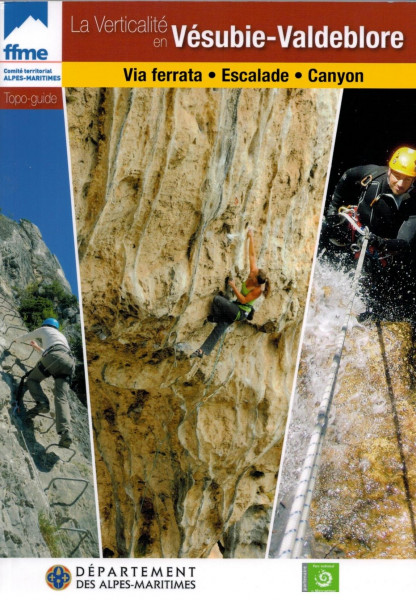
4, 2, 48, 39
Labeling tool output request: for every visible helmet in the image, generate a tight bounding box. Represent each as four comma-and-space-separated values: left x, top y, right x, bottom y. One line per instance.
388, 147, 416, 177
42, 318, 59, 329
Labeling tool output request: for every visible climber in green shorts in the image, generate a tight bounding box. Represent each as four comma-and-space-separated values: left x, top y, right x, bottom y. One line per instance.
191, 229, 270, 357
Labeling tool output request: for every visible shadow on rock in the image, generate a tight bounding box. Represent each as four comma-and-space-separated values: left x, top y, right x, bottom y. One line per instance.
14, 412, 60, 472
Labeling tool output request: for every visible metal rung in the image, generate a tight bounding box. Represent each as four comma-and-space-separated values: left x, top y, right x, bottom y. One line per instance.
58, 526, 91, 556
45, 443, 76, 462
1, 312, 21, 323
37, 418, 56, 434
3, 324, 27, 336
44, 477, 89, 506
57, 517, 96, 557
0, 296, 19, 312
2, 338, 36, 362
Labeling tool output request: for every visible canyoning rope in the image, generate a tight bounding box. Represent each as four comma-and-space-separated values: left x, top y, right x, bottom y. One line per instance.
278, 225, 370, 559
337, 206, 365, 235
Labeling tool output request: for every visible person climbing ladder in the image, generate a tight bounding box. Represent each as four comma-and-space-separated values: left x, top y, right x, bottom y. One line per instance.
191, 229, 270, 358
15, 318, 75, 448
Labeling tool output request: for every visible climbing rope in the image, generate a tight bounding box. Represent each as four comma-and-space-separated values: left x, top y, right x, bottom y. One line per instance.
278, 226, 370, 559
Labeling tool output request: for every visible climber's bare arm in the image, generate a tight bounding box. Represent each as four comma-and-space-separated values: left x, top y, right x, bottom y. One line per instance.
30, 340, 43, 353
228, 279, 261, 304
247, 229, 259, 277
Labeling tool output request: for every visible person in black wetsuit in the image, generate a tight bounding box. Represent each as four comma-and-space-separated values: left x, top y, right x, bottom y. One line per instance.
323, 146, 416, 320
191, 229, 270, 357
326, 147, 416, 248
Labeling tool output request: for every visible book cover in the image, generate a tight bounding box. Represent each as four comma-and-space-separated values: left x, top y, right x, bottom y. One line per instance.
0, 1, 415, 598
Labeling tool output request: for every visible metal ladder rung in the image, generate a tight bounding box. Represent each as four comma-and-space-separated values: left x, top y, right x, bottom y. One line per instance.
45, 443, 76, 462
44, 477, 89, 507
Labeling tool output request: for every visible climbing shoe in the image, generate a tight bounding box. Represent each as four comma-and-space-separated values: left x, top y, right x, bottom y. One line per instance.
59, 430, 73, 449
25, 402, 50, 419
190, 349, 204, 358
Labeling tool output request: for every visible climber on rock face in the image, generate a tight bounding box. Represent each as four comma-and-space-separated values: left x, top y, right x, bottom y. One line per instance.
191, 229, 270, 358
15, 318, 75, 448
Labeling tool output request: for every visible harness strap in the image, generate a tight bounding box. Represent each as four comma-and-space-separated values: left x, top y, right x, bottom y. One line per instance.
42, 343, 72, 358
357, 167, 388, 221
360, 166, 387, 188
15, 370, 32, 412
232, 300, 251, 321
39, 361, 74, 382
38, 362, 52, 378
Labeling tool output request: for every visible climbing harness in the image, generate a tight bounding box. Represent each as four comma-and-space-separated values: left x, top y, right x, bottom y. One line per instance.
13, 370, 31, 415
337, 206, 389, 266
278, 226, 370, 559
37, 356, 74, 383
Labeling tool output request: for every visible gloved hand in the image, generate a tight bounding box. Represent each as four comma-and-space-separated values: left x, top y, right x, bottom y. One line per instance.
368, 233, 385, 249
380, 238, 409, 253
325, 213, 342, 227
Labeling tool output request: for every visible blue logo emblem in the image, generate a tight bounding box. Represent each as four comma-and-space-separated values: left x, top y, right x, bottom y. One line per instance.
4, 2, 48, 38
46, 565, 72, 591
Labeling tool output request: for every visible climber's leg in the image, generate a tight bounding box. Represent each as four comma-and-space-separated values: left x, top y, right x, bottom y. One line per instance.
198, 321, 230, 356
210, 295, 240, 322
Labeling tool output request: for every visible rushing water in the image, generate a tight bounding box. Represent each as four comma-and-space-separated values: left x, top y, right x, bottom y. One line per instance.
269, 254, 416, 558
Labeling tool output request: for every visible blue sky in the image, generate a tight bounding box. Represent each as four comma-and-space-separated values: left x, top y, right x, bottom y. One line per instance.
0, 108, 79, 295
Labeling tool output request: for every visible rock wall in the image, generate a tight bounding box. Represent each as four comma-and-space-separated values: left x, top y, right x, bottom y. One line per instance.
0, 215, 99, 557
310, 321, 416, 558
66, 87, 340, 557
269, 258, 416, 559
0, 217, 70, 294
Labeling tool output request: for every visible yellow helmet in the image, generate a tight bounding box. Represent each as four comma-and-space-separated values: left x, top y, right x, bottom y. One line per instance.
389, 147, 416, 177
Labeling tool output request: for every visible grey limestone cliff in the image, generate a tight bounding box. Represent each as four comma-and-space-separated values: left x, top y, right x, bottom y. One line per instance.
0, 215, 99, 557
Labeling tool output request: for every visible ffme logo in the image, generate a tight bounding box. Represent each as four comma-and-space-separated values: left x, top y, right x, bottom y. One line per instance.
4, 44, 48, 60
1, 2, 62, 63
4, 2, 48, 38
0, 2, 62, 87
3, 2, 48, 60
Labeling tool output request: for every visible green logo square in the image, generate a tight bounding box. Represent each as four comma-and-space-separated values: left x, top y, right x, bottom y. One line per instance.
302, 563, 339, 592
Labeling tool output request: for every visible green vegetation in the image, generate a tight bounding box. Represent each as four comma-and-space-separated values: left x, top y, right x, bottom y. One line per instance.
38, 512, 61, 557
17, 280, 77, 329
19, 293, 57, 329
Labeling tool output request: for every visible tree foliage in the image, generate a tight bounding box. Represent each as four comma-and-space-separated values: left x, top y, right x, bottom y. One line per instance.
18, 280, 77, 328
